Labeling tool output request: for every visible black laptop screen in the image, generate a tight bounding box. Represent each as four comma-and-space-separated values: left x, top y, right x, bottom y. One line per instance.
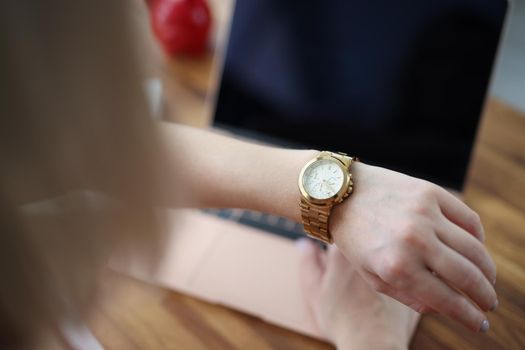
213, 0, 508, 190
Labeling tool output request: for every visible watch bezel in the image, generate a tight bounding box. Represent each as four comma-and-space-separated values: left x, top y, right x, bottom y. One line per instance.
298, 153, 352, 205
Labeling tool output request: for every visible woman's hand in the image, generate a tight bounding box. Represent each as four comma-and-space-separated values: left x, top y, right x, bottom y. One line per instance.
154, 125, 496, 332
330, 162, 497, 332
297, 239, 419, 350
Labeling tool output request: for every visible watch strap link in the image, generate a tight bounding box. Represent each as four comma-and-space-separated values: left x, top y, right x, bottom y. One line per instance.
300, 199, 333, 244
324, 151, 356, 168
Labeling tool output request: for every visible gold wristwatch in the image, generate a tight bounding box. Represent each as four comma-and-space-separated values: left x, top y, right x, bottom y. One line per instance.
298, 151, 358, 244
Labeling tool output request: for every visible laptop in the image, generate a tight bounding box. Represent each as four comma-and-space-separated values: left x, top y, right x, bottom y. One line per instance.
118, 0, 510, 340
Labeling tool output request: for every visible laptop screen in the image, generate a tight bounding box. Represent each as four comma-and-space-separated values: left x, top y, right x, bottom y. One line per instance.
213, 0, 508, 190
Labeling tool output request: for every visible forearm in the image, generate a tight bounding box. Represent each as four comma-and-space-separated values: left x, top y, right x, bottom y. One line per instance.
156, 122, 317, 221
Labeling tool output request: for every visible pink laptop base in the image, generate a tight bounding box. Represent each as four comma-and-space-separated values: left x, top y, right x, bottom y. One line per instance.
112, 209, 326, 340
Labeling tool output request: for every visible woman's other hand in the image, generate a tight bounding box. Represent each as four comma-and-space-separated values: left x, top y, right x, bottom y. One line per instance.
297, 239, 419, 350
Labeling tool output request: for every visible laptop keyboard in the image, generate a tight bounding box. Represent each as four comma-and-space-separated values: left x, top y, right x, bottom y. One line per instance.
201, 209, 306, 241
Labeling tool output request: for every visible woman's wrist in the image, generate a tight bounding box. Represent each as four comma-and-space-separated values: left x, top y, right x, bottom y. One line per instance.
329, 161, 368, 243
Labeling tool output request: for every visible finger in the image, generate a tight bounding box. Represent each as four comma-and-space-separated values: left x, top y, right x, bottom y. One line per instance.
318, 244, 328, 270
296, 238, 326, 303
428, 242, 497, 312
438, 218, 497, 285
435, 187, 484, 241
317, 245, 354, 295
326, 244, 351, 275
361, 270, 432, 313
411, 269, 489, 332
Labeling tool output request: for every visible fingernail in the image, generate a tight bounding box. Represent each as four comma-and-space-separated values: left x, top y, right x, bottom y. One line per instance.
295, 238, 310, 252
490, 299, 499, 312
480, 319, 490, 333
479, 220, 486, 242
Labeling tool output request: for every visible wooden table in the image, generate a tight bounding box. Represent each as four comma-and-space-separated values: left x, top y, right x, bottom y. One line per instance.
88, 2, 525, 349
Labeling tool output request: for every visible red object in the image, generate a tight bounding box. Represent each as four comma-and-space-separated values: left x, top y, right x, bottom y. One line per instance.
149, 0, 212, 56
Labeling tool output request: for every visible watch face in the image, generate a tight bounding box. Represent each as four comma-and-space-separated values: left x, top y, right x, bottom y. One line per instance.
302, 159, 345, 200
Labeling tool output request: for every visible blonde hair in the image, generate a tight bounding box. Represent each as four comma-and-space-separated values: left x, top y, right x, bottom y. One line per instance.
0, 0, 168, 346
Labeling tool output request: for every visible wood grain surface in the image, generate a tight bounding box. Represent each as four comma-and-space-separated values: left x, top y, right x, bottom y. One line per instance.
88, 2, 525, 349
